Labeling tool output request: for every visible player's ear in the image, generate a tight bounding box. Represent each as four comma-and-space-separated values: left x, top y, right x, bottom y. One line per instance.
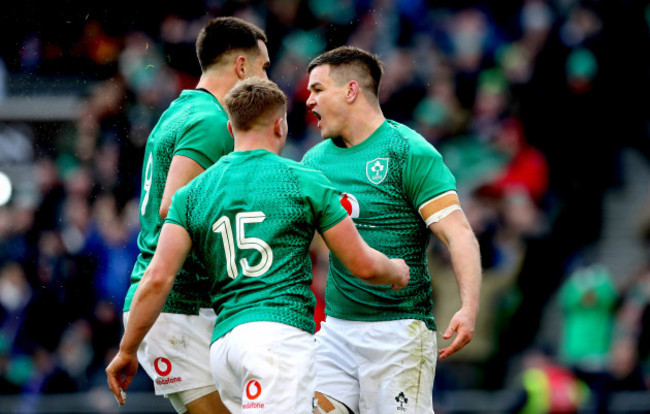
273, 116, 284, 138
346, 80, 359, 103
227, 120, 234, 138
235, 55, 247, 79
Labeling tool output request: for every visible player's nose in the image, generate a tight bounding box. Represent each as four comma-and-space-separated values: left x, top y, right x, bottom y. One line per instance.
306, 93, 316, 109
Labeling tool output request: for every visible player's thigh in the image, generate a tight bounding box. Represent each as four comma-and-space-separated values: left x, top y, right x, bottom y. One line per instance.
210, 337, 240, 414
212, 321, 316, 413
124, 309, 217, 396
315, 317, 361, 414
167, 386, 221, 414
358, 319, 437, 414
183, 389, 228, 414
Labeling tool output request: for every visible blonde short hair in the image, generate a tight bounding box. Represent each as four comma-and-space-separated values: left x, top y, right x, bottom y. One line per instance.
225, 78, 287, 131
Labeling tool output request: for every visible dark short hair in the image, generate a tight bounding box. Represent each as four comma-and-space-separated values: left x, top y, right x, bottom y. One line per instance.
196, 17, 267, 71
308, 46, 384, 98
225, 78, 287, 131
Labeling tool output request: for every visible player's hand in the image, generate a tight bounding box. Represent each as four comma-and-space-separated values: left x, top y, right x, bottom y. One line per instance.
438, 307, 475, 361
106, 350, 139, 405
390, 258, 410, 291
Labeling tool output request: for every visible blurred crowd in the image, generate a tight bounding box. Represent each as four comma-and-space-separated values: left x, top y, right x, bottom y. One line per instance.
0, 0, 649, 412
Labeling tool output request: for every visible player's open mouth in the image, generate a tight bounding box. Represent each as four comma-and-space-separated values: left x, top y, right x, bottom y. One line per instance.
312, 111, 322, 128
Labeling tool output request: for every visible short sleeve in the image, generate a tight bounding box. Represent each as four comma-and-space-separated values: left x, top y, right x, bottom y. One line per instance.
165, 184, 191, 230
403, 137, 459, 225
300, 169, 348, 234
175, 114, 233, 169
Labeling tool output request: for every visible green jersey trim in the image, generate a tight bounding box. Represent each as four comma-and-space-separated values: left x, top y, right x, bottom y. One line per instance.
174, 149, 214, 170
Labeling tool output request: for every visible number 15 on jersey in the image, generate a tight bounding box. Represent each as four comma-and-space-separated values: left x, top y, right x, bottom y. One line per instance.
212, 212, 273, 279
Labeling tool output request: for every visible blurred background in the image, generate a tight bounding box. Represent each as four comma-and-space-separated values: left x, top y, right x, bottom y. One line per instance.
0, 0, 648, 413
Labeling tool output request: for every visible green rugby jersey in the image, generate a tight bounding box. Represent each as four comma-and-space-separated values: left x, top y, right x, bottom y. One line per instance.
124, 89, 234, 314
165, 149, 348, 343
301, 120, 457, 330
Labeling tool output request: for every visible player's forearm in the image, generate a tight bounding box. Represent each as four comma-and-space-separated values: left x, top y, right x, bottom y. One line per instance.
337, 247, 408, 289
449, 231, 482, 315
120, 268, 174, 355
357, 248, 404, 286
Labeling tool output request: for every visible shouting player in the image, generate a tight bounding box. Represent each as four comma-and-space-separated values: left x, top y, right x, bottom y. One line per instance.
302, 46, 482, 414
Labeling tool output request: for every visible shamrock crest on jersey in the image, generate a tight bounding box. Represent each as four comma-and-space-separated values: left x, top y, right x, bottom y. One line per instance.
366, 157, 389, 184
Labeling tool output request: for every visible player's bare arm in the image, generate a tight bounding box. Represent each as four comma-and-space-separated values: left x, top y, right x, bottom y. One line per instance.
159, 155, 206, 219
322, 216, 410, 290
429, 209, 481, 360
106, 223, 192, 404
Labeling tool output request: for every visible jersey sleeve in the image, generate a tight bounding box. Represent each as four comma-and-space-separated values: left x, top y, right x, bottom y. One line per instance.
300, 169, 348, 233
175, 113, 233, 169
165, 184, 191, 230
403, 137, 460, 226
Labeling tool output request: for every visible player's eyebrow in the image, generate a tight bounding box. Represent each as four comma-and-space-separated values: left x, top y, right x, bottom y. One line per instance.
308, 81, 324, 90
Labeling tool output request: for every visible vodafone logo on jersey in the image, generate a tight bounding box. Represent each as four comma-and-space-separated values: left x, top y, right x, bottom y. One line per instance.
339, 193, 360, 218
153, 357, 183, 386
154, 357, 172, 376
246, 380, 262, 400
243, 379, 265, 409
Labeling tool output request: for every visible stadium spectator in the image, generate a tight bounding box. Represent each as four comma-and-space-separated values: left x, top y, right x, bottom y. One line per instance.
558, 265, 618, 413
516, 346, 589, 414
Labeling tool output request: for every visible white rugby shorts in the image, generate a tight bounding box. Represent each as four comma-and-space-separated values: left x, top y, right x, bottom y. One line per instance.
123, 309, 217, 396
210, 321, 316, 413
315, 317, 437, 414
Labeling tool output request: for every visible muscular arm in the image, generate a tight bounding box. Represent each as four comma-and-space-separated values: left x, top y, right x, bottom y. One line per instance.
429, 209, 481, 360
106, 223, 192, 404
322, 216, 409, 290
160, 155, 205, 219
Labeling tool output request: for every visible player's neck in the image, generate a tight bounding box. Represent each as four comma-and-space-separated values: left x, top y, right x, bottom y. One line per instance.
234, 133, 283, 155
196, 71, 238, 107
340, 108, 385, 148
